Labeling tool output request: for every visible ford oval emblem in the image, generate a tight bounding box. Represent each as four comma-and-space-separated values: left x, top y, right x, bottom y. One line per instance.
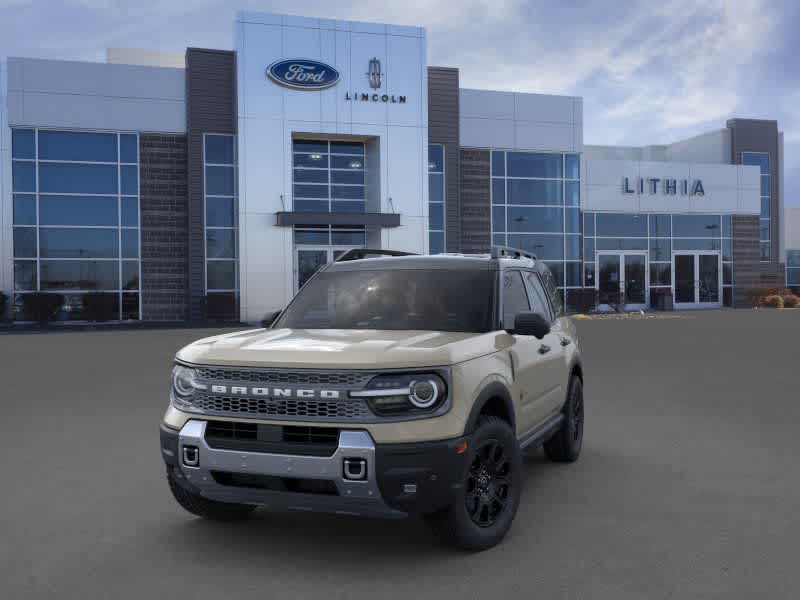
267, 59, 340, 90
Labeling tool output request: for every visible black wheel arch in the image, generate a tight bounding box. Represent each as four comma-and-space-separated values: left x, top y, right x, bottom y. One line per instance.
463, 382, 516, 435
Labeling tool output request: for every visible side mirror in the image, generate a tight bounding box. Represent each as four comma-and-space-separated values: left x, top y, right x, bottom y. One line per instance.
509, 312, 551, 339
260, 310, 281, 328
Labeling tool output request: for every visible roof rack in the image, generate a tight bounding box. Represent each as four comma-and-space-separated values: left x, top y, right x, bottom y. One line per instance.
334, 248, 417, 262
490, 245, 537, 261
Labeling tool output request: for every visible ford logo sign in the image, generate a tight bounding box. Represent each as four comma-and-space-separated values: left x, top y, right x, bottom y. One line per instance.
267, 59, 340, 90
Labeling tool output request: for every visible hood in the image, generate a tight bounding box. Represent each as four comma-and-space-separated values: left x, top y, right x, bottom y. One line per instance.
176, 328, 503, 369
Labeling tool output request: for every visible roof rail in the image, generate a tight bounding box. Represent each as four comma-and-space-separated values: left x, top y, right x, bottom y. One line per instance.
490, 245, 537, 261
334, 248, 417, 262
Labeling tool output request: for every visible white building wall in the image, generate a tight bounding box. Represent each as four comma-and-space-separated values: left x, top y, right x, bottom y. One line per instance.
235, 11, 429, 323
1, 59, 11, 300
459, 88, 582, 152
7, 57, 185, 132
585, 129, 731, 165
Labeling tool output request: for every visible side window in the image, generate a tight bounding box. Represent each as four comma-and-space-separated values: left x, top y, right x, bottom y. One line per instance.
523, 271, 553, 322
502, 271, 531, 328
538, 265, 564, 317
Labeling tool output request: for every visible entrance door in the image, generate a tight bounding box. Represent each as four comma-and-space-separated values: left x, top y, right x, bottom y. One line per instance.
596, 252, 648, 311
294, 246, 360, 292
672, 252, 721, 309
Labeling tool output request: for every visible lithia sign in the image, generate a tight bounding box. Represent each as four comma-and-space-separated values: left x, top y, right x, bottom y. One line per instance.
267, 57, 406, 103
623, 177, 705, 196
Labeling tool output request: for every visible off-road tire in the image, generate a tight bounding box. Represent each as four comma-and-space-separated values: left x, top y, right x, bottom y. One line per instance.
425, 416, 522, 551
167, 467, 256, 521
543, 376, 584, 463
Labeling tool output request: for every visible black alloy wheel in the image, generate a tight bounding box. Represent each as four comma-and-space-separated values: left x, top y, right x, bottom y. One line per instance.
465, 439, 513, 527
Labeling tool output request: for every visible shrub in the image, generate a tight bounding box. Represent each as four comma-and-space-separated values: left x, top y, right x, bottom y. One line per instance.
22, 293, 65, 324
762, 295, 784, 309
0, 292, 7, 321
782, 294, 799, 308
83, 292, 118, 322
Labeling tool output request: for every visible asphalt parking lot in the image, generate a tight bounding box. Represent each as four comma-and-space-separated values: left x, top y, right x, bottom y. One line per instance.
2, 309, 799, 599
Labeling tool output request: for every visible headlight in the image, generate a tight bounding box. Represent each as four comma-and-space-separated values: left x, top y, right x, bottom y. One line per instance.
351, 373, 447, 416
171, 364, 204, 405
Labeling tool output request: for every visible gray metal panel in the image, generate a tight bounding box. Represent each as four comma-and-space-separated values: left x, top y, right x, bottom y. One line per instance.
275, 211, 401, 227
186, 48, 237, 321
427, 67, 461, 252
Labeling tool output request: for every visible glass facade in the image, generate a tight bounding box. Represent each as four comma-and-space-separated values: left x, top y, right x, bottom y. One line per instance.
491, 150, 581, 299
204, 134, 238, 303
292, 140, 365, 213
428, 144, 445, 254
787, 250, 800, 287
742, 152, 770, 261
11, 128, 141, 320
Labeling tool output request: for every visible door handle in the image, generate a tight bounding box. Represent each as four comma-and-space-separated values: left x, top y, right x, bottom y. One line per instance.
538, 344, 551, 355
560, 337, 571, 347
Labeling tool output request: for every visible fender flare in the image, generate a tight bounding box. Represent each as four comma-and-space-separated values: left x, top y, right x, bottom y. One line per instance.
463, 381, 516, 435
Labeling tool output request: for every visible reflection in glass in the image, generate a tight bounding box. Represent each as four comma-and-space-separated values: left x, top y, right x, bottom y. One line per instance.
205, 135, 234, 164
507, 152, 562, 178
206, 229, 236, 258
40, 195, 118, 226
14, 261, 36, 291
40, 228, 118, 258
38, 130, 117, 162
39, 163, 118, 194
507, 235, 564, 260
40, 261, 119, 290
13, 194, 36, 225
13, 228, 37, 258
207, 260, 236, 290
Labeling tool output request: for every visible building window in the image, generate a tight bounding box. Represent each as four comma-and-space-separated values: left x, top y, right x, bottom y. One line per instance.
292, 140, 365, 213
787, 250, 800, 289
204, 134, 238, 317
428, 144, 445, 254
491, 150, 581, 299
11, 128, 141, 321
742, 152, 770, 261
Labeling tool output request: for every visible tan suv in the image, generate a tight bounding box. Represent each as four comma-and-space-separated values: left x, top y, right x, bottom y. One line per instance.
159, 247, 584, 550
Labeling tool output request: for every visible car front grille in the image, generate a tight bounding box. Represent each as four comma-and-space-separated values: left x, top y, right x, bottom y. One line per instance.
195, 367, 372, 387
205, 421, 340, 456
191, 392, 371, 421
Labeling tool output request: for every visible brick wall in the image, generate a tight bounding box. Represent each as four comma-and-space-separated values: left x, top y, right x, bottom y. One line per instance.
460, 149, 491, 253
732, 215, 760, 307
139, 134, 189, 321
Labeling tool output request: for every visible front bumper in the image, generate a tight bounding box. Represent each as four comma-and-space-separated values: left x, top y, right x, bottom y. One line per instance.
160, 421, 467, 519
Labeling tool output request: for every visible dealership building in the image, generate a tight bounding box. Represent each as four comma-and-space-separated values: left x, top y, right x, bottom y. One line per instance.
0, 11, 794, 323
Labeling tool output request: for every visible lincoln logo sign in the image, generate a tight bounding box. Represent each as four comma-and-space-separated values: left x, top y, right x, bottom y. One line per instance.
266, 59, 340, 90
623, 177, 705, 196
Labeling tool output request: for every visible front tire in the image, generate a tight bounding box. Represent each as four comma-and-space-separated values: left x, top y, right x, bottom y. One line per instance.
167, 467, 256, 521
543, 376, 584, 463
425, 416, 522, 551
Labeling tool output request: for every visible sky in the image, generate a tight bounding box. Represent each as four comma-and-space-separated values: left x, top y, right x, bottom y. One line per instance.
1, 0, 798, 205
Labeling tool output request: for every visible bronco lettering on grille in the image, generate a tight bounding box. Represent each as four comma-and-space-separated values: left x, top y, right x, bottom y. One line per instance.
208, 385, 341, 400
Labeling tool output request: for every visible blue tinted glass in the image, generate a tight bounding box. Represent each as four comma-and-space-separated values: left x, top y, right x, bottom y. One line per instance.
12, 129, 35, 159
429, 232, 444, 254
565, 208, 580, 233
294, 169, 328, 184
40, 260, 119, 290
331, 155, 363, 169
13, 194, 36, 225
206, 197, 234, 227
39, 163, 118, 194
565, 262, 581, 287
207, 229, 236, 258
40, 228, 118, 258
293, 140, 328, 154
332, 201, 365, 213
583, 213, 594, 236
332, 170, 364, 185
722, 238, 732, 261
428, 145, 444, 172
492, 179, 505, 205
649, 214, 671, 237
596, 238, 647, 251
294, 184, 328, 199
759, 220, 770, 240
206, 166, 235, 195
650, 264, 671, 286
207, 260, 236, 290
565, 235, 580, 260
121, 165, 138, 195
429, 203, 444, 230
741, 152, 769, 174
491, 151, 505, 177
789, 269, 800, 285
38, 131, 117, 162
595, 213, 647, 237
205, 135, 234, 164
12, 161, 36, 192
761, 175, 770, 196
14, 260, 37, 291
761, 197, 770, 218
565, 181, 579, 206
492, 207, 505, 233
507, 206, 563, 233
121, 198, 138, 226
583, 238, 594, 261
787, 250, 800, 268
331, 230, 366, 245
294, 230, 329, 244
122, 229, 139, 258
429, 174, 443, 203
673, 214, 720, 237
544, 261, 564, 288
331, 185, 364, 200
584, 262, 595, 287
760, 242, 770, 261
565, 154, 579, 179
507, 152, 562, 178
507, 180, 562, 205
721, 215, 732, 237
40, 195, 118, 226
330, 141, 364, 155
673, 238, 721, 251
123, 261, 139, 290
14, 227, 37, 258
493, 233, 506, 247
507, 234, 564, 260
649, 238, 671, 261
294, 200, 328, 212
120, 135, 138, 163
294, 153, 329, 168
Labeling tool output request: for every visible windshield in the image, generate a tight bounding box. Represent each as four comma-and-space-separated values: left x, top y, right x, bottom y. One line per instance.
274, 268, 496, 332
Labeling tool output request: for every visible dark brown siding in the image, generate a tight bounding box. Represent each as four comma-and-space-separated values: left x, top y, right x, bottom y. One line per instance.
139, 134, 189, 321
459, 149, 491, 253
186, 48, 237, 321
732, 215, 760, 307
427, 67, 460, 251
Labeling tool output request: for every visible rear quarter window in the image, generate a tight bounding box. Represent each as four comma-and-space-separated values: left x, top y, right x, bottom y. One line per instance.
537, 264, 564, 316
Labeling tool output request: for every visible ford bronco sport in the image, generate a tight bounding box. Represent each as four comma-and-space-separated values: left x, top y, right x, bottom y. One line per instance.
159, 247, 584, 550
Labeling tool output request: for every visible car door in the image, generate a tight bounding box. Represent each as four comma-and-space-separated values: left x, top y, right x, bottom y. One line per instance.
501, 270, 554, 434
524, 269, 569, 417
